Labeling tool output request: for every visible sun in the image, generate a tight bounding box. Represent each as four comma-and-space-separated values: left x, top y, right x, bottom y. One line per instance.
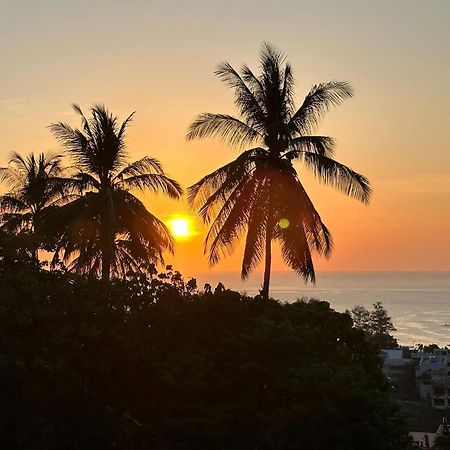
167, 217, 192, 240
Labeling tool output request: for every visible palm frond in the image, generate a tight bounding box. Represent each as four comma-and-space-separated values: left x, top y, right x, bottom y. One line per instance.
72, 103, 97, 145
288, 81, 353, 135
120, 173, 183, 199
0, 194, 27, 213
278, 220, 316, 283
285, 136, 335, 157
187, 113, 261, 148
207, 173, 262, 265
0, 167, 23, 189
113, 156, 164, 180
0, 212, 33, 233
258, 42, 293, 123
241, 183, 268, 279
215, 62, 267, 128
188, 147, 261, 213
49, 188, 175, 278
260, 41, 287, 69
300, 152, 371, 204
55, 173, 101, 193
117, 111, 136, 143
240, 64, 266, 109
280, 62, 295, 120
271, 171, 333, 281
51, 105, 132, 178
267, 168, 333, 256
49, 121, 95, 172
8, 151, 29, 171
90, 104, 128, 174
114, 190, 174, 255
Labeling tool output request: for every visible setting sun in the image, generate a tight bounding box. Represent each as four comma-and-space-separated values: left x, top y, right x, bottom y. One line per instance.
167, 217, 192, 239
2, 2, 450, 447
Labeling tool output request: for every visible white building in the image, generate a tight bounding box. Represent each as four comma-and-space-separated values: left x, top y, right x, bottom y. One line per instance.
415, 349, 450, 409
380, 347, 450, 409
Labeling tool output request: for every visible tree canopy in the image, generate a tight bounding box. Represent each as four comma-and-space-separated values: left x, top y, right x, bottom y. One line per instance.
0, 248, 410, 450
349, 302, 398, 349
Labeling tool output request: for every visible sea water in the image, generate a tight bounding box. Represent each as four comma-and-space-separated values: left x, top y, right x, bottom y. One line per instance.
193, 271, 450, 347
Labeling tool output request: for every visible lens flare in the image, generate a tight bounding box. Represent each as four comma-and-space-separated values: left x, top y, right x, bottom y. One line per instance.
279, 218, 290, 229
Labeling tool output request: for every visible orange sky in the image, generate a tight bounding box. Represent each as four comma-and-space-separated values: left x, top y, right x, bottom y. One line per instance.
1, 0, 449, 275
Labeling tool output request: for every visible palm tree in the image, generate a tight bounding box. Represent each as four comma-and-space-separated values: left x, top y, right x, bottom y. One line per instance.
0, 152, 66, 260
49, 104, 183, 280
187, 43, 371, 300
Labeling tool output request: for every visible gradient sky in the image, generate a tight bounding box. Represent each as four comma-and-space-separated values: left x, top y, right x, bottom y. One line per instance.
1, 0, 449, 276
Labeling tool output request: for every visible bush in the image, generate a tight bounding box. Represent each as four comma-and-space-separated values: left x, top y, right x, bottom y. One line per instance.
0, 253, 411, 449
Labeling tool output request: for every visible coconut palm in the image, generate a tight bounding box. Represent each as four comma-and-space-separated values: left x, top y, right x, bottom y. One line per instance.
187, 43, 371, 300
49, 104, 182, 280
0, 152, 66, 260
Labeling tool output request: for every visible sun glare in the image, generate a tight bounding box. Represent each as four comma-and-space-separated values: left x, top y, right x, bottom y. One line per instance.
167, 217, 192, 240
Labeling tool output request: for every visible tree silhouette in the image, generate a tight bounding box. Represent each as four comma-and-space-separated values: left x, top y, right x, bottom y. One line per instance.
49, 104, 182, 280
0, 152, 66, 260
187, 43, 371, 299
433, 433, 450, 450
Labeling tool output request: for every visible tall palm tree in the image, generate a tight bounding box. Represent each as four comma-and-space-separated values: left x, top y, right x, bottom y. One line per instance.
49, 104, 183, 280
0, 152, 66, 260
187, 43, 371, 300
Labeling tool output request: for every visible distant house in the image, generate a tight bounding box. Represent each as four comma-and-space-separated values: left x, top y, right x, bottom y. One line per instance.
410, 417, 449, 448
410, 431, 436, 448
379, 348, 415, 388
380, 347, 450, 409
415, 349, 450, 409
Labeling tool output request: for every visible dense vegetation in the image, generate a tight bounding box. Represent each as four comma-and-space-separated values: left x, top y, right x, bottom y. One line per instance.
433, 433, 450, 450
0, 105, 182, 281
349, 302, 398, 349
0, 235, 411, 450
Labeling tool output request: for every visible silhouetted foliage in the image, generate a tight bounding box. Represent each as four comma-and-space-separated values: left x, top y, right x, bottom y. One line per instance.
0, 230, 40, 267
349, 302, 398, 349
0, 152, 67, 259
433, 433, 450, 450
187, 43, 371, 299
47, 104, 182, 280
0, 258, 411, 449
415, 343, 445, 353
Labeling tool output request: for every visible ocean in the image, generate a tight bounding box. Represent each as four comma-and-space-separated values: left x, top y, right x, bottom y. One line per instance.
193, 271, 450, 347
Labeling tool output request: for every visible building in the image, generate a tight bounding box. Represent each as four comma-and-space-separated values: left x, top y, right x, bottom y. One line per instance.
410, 417, 449, 448
415, 349, 450, 410
380, 348, 413, 387
380, 347, 450, 410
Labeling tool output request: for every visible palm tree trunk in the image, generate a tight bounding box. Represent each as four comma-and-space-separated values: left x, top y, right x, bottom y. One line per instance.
100, 223, 114, 281
30, 219, 39, 264
101, 189, 114, 281
31, 248, 38, 264
261, 226, 272, 300
101, 251, 111, 281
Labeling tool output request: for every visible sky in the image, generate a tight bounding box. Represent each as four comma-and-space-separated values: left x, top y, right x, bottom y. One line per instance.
0, 0, 449, 277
